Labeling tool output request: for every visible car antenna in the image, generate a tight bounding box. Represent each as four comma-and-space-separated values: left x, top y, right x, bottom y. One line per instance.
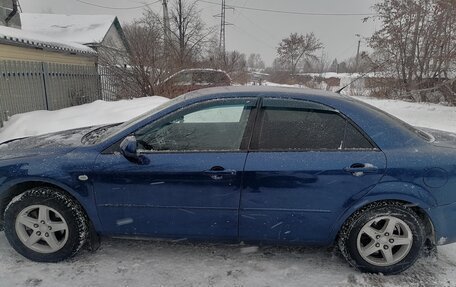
336, 72, 370, 94
335, 58, 393, 94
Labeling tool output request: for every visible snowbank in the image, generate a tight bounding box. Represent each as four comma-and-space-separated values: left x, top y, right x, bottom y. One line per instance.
0, 96, 169, 143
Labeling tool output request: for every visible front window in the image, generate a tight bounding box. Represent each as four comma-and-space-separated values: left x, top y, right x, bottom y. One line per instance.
135, 99, 255, 152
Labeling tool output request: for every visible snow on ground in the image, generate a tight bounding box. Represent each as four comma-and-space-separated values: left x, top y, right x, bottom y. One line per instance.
1, 90, 456, 286
1, 235, 456, 287
0, 96, 169, 143
354, 96, 456, 134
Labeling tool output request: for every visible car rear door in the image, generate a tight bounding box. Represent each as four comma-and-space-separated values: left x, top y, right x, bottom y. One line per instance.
239, 98, 387, 244
92, 98, 257, 240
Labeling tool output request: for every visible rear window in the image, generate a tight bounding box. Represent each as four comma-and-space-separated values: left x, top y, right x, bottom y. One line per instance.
252, 99, 375, 151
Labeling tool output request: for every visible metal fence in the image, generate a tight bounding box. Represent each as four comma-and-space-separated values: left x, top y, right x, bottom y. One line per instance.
99, 66, 119, 101
0, 60, 102, 127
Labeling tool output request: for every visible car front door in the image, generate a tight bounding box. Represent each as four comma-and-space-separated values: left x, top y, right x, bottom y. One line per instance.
92, 98, 257, 240
240, 98, 387, 244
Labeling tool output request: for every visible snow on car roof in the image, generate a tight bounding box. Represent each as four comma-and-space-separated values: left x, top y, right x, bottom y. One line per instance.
0, 26, 96, 55
20, 13, 117, 45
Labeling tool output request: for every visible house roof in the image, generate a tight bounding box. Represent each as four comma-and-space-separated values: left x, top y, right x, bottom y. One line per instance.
20, 13, 120, 46
0, 25, 96, 55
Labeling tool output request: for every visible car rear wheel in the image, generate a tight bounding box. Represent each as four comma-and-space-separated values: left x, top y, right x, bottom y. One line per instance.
338, 202, 426, 274
4, 187, 88, 262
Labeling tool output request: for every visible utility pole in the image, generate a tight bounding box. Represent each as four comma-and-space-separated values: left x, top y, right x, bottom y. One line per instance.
355, 34, 361, 73
162, 0, 170, 57
178, 0, 184, 59
219, 0, 226, 60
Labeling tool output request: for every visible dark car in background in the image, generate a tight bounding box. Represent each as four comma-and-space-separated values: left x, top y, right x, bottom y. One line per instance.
1, 87, 456, 275
157, 69, 231, 98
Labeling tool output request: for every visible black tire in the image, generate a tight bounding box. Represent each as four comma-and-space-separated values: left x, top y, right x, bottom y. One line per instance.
3, 187, 88, 262
338, 201, 426, 274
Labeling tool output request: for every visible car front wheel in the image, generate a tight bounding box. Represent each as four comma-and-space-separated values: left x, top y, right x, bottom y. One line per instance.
4, 187, 88, 262
338, 202, 426, 274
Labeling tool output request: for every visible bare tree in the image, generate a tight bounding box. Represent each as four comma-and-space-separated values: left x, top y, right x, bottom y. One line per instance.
247, 53, 265, 71
338, 52, 373, 73
101, 1, 216, 98
329, 58, 338, 73
164, 0, 215, 68
276, 32, 323, 75
369, 0, 456, 100
223, 50, 249, 83
100, 16, 166, 98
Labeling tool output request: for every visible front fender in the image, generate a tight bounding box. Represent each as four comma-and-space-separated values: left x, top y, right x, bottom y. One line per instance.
328, 181, 437, 243
0, 176, 102, 231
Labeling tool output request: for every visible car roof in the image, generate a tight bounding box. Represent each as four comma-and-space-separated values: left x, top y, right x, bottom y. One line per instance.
179, 86, 362, 111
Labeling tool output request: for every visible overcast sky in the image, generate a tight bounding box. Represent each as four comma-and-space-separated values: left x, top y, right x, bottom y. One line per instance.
19, 0, 379, 65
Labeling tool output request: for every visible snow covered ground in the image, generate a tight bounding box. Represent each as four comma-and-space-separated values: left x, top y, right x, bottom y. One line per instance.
1, 91, 456, 286
0, 96, 169, 143
1, 235, 456, 286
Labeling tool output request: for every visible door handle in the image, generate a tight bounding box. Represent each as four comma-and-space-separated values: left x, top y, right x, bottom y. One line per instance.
204, 166, 237, 180
344, 163, 378, 176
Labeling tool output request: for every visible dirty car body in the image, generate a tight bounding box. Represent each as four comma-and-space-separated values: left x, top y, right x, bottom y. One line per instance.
1, 86, 456, 273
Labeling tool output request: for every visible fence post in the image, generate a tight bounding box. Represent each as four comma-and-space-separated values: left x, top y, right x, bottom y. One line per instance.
96, 65, 102, 101
41, 62, 49, 110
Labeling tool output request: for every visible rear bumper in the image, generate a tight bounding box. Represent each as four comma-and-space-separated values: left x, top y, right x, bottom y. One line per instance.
429, 201, 456, 245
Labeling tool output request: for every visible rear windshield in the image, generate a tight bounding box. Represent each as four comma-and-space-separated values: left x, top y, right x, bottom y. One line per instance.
354, 98, 434, 142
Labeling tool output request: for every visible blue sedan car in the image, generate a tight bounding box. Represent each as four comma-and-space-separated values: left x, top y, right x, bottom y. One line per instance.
1, 86, 455, 274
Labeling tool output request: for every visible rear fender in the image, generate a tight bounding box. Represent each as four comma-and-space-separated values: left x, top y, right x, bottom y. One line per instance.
328, 181, 437, 243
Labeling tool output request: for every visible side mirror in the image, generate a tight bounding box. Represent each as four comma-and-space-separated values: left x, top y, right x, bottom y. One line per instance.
120, 136, 139, 162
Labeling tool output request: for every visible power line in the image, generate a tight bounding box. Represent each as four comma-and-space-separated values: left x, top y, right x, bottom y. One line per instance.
75, 0, 161, 10
232, 24, 276, 50
237, 9, 276, 40
198, 0, 374, 16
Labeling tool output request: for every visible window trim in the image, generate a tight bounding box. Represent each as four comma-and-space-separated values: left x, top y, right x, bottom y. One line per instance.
248, 97, 380, 152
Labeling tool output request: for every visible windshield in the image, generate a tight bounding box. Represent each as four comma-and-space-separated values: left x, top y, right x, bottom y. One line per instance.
81, 124, 120, 145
